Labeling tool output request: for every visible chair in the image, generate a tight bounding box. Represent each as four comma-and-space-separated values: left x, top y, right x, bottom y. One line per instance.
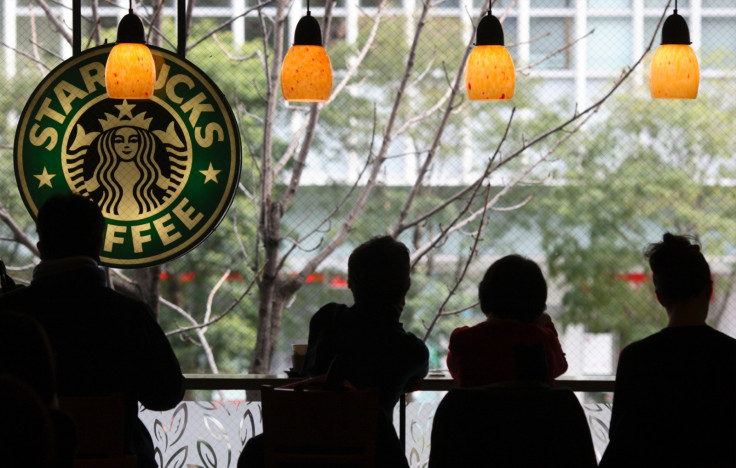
428, 384, 598, 468
58, 393, 137, 468
261, 385, 380, 467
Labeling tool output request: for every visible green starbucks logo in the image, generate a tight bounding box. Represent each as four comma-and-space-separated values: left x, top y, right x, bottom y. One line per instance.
66, 99, 190, 220
15, 45, 241, 268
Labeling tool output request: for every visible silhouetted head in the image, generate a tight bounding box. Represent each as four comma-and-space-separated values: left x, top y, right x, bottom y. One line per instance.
36, 193, 105, 261
645, 233, 712, 302
348, 236, 411, 308
479, 254, 547, 323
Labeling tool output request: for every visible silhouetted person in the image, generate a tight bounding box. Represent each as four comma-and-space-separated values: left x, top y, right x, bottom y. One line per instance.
302, 235, 429, 414
0, 375, 55, 468
0, 312, 75, 468
600, 233, 736, 468
238, 236, 428, 468
447, 254, 567, 387
0, 193, 185, 468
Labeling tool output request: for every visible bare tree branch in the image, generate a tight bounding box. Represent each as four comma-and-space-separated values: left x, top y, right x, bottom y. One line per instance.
396, 2, 666, 240
245, 0, 672, 372
286, 115, 378, 246
212, 33, 262, 62
411, 108, 597, 266
0, 207, 39, 257
187, 1, 275, 52
422, 186, 490, 340
31, 0, 73, 46
292, 0, 436, 285
518, 28, 596, 74
0, 42, 52, 72
274, 115, 309, 174
232, 212, 257, 272
326, 0, 387, 105
392, 0, 490, 235
165, 266, 261, 336
162, 296, 221, 374
440, 301, 479, 316
395, 107, 514, 234
201, 270, 232, 335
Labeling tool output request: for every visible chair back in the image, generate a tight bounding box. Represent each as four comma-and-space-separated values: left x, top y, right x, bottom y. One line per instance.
261, 385, 380, 467
58, 393, 137, 468
428, 385, 598, 468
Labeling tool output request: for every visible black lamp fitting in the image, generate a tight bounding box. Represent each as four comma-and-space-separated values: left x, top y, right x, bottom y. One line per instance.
475, 12, 505, 46
661, 10, 691, 45
116, 9, 146, 44
294, 12, 324, 46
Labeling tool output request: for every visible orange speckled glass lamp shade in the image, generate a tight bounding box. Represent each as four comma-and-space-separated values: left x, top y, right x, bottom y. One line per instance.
106, 43, 155, 99
650, 9, 699, 100
105, 9, 156, 100
466, 12, 515, 101
281, 45, 332, 102
467, 46, 515, 101
281, 12, 333, 102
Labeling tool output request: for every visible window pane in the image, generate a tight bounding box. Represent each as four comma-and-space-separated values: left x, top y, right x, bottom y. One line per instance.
531, 17, 574, 69
587, 18, 632, 71
704, 0, 736, 7
646, 0, 688, 8
531, 0, 574, 7
701, 17, 736, 68
589, 0, 631, 8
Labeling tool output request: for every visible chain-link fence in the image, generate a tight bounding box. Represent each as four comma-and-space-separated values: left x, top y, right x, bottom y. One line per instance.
2, 1, 736, 390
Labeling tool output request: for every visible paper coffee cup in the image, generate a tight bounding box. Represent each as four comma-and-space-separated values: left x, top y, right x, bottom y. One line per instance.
291, 344, 307, 371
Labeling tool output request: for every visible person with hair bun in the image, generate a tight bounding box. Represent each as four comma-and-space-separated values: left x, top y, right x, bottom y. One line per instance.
600, 233, 736, 467
447, 254, 568, 387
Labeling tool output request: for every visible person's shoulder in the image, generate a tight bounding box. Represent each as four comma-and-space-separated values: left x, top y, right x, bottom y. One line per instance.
618, 331, 668, 361
451, 319, 507, 338
448, 322, 499, 352
703, 326, 736, 343
621, 333, 656, 350
309, 303, 349, 326
311, 302, 348, 318
94, 288, 158, 320
394, 326, 429, 365
0, 284, 47, 312
449, 324, 471, 339
0, 285, 31, 305
649, 325, 736, 348
402, 327, 429, 349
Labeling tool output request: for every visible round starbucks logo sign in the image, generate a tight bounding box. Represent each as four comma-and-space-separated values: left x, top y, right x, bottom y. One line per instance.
15, 45, 241, 268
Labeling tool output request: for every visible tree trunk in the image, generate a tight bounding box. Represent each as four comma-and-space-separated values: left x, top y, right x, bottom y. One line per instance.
250, 279, 285, 373
250, 197, 285, 373
251, 274, 304, 373
248, 0, 288, 374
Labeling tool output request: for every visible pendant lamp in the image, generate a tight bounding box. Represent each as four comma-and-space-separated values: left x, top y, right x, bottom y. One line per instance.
466, 9, 515, 101
105, 2, 156, 99
649, 2, 699, 99
281, 5, 333, 102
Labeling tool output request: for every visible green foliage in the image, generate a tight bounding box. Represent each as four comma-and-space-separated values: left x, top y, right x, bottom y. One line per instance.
5, 3, 736, 377
534, 82, 736, 349
0, 74, 44, 274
